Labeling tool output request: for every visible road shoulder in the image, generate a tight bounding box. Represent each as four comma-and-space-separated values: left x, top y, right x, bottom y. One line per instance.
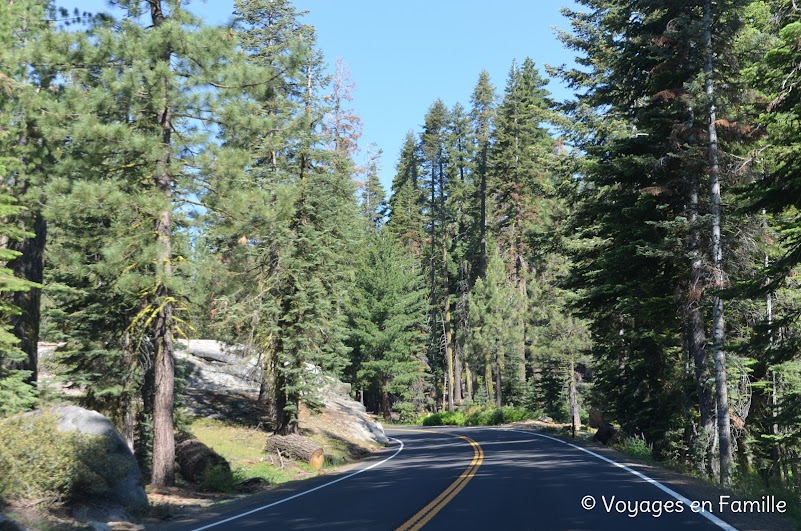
507, 427, 795, 531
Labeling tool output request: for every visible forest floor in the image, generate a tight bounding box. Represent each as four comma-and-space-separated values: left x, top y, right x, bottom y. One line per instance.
2, 345, 385, 531
140, 386, 383, 528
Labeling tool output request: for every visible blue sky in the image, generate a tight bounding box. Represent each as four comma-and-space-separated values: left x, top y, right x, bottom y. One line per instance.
57, 1, 579, 191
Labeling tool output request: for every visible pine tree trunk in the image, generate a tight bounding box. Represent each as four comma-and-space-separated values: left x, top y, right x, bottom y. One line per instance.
151, 208, 176, 487
485, 363, 495, 405
149, 0, 176, 488
121, 332, 135, 452
454, 344, 463, 404
688, 168, 718, 476
704, 0, 732, 487
7, 210, 46, 383
274, 327, 299, 435
382, 385, 390, 421
479, 151, 488, 279
275, 364, 290, 434
439, 157, 455, 412
495, 362, 503, 408
265, 434, 324, 470
443, 284, 455, 412
464, 361, 473, 402
569, 357, 581, 438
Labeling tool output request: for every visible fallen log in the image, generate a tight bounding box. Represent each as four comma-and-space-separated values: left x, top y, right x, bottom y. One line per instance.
176, 436, 232, 483
265, 433, 324, 470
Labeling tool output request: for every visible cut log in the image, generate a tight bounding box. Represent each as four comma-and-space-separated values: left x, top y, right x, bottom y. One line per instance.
265, 433, 324, 470
176, 436, 231, 483
592, 423, 618, 445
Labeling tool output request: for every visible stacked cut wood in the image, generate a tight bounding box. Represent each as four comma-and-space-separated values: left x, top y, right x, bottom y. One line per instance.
265, 433, 325, 470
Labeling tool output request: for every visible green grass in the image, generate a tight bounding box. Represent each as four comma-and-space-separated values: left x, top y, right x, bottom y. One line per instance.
190, 418, 298, 486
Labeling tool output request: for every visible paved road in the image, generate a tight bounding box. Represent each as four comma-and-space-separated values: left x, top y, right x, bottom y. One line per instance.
163, 427, 738, 530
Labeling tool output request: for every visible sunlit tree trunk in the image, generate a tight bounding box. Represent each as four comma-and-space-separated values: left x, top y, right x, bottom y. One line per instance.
704, 0, 732, 487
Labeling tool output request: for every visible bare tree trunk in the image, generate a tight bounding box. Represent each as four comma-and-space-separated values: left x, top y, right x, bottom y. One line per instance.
382, 385, 390, 421
121, 332, 136, 452
464, 361, 473, 402
454, 343, 463, 405
687, 166, 718, 476
439, 159, 455, 413
704, 0, 732, 487
485, 363, 495, 405
7, 116, 47, 384
569, 357, 581, 438
494, 362, 502, 408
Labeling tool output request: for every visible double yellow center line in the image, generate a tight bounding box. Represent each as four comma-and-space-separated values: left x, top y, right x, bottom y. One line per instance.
395, 431, 484, 531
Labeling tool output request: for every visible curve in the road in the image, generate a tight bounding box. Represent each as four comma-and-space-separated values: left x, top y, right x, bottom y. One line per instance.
394, 430, 484, 531
189, 437, 406, 531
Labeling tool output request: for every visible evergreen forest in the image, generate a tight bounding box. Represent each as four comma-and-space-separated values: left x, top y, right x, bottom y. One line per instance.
3, 0, 801, 498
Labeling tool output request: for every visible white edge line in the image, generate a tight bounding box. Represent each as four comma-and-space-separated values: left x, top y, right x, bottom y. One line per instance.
506, 429, 737, 531
190, 437, 405, 531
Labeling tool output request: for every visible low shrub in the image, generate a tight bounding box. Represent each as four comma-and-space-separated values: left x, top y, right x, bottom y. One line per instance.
0, 413, 129, 502
199, 462, 236, 493
422, 411, 465, 426
616, 435, 653, 461
420, 406, 536, 427
465, 406, 533, 426
392, 402, 419, 424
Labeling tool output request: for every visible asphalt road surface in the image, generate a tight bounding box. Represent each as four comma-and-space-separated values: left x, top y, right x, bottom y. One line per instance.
164, 427, 742, 530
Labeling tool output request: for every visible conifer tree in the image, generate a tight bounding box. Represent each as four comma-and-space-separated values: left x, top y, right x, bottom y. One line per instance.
0, 0, 63, 383
420, 100, 456, 411
349, 232, 429, 420
466, 243, 525, 407
0, 194, 39, 415
742, 0, 801, 485
489, 58, 557, 394
359, 147, 386, 230
204, 0, 359, 435
44, 0, 239, 486
469, 71, 497, 281
387, 131, 425, 254
557, 0, 751, 470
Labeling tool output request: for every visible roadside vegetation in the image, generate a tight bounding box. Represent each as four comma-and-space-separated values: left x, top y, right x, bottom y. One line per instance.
421, 406, 536, 427
0, 414, 127, 503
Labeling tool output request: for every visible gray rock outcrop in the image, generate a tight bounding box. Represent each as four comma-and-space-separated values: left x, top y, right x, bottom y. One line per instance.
318, 377, 388, 446
50, 406, 148, 512
176, 339, 262, 392
177, 339, 388, 446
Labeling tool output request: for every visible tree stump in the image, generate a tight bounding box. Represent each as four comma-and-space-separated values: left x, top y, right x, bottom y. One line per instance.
265, 434, 324, 470
176, 436, 231, 482
593, 423, 618, 445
